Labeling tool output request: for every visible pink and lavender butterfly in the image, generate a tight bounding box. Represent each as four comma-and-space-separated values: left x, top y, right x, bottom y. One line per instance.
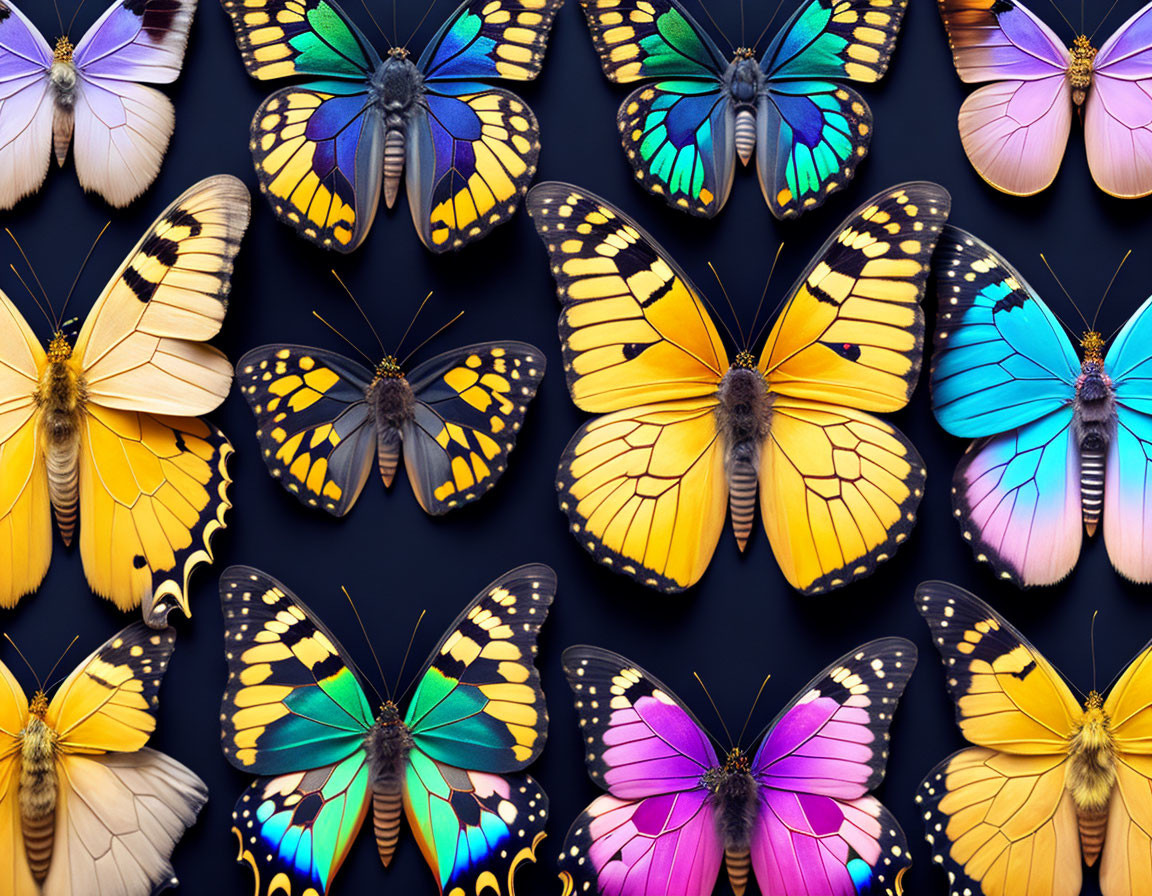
932, 226, 1152, 586
0, 0, 196, 208
940, 0, 1152, 197
558, 640, 915, 896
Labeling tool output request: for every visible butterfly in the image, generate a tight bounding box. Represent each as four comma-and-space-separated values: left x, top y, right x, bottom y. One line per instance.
220, 0, 562, 253
578, 0, 909, 219
940, 0, 1152, 198
916, 580, 1152, 896
0, 174, 248, 626
237, 328, 545, 517
221, 563, 554, 896
0, 0, 197, 209
0, 622, 207, 894
558, 639, 916, 896
931, 226, 1152, 587
527, 181, 948, 594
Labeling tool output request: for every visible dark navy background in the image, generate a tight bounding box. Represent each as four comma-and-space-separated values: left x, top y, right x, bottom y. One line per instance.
2, 0, 1151, 893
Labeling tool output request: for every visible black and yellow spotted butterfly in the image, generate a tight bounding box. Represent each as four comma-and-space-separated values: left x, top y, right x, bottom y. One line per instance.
237, 334, 545, 516
528, 181, 949, 594
220, 563, 554, 896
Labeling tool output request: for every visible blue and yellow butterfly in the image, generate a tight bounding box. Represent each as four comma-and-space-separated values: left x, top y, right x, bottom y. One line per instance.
579, 0, 909, 219
221, 0, 563, 252
221, 563, 554, 896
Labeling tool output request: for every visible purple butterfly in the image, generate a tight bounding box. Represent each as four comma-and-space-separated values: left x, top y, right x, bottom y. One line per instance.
0, 0, 195, 208
559, 641, 916, 896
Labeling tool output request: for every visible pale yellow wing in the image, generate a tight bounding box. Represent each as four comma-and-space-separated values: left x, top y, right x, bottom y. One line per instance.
73, 174, 250, 416
43, 748, 207, 896
0, 289, 51, 608
78, 406, 232, 625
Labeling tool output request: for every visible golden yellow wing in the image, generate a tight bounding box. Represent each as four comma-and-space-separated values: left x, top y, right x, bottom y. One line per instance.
73, 174, 251, 417
0, 290, 50, 608
758, 183, 950, 412
557, 397, 728, 592
758, 397, 924, 594
47, 623, 176, 755
527, 182, 727, 413
0, 755, 36, 896
78, 406, 232, 626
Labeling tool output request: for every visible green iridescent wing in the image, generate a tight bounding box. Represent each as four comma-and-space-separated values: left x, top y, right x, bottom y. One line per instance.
579, 0, 727, 82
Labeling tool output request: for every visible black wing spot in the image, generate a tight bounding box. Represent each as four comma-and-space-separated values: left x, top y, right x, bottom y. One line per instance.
124, 266, 158, 302
133, 554, 147, 569
292, 792, 324, 826
992, 289, 1027, 314
174, 432, 187, 452
622, 343, 645, 360
991, 0, 1014, 13
167, 208, 203, 236
141, 234, 181, 267
829, 342, 861, 361
1009, 658, 1036, 681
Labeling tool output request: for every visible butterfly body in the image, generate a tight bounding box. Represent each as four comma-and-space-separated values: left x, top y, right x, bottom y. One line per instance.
1074, 337, 1116, 534
372, 49, 425, 208
35, 333, 84, 543
703, 747, 759, 894
18, 693, 59, 880
717, 358, 772, 550
1068, 34, 1097, 107
49, 37, 79, 164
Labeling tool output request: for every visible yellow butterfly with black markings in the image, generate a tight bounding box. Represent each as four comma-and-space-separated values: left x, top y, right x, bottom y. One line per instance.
237, 326, 545, 517
0, 175, 249, 626
527, 181, 950, 594
0, 622, 207, 895
917, 581, 1152, 896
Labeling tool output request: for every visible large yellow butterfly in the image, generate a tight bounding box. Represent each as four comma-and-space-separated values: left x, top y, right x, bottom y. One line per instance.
917, 581, 1152, 896
0, 623, 206, 895
0, 175, 250, 626
527, 182, 950, 594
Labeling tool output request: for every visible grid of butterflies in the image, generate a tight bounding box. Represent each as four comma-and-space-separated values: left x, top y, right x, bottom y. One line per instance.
0, 0, 1149, 894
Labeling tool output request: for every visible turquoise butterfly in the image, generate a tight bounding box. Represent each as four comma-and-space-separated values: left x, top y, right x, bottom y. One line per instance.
220, 564, 554, 895
580, 0, 908, 218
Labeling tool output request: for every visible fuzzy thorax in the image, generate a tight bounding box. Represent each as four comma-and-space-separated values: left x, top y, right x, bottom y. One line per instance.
1069, 36, 1097, 107
1068, 692, 1117, 814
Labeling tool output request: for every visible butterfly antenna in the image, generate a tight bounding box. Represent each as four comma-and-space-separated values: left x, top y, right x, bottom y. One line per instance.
1040, 254, 1091, 333
59, 221, 109, 328
752, 0, 787, 53
358, 0, 392, 48
1090, 609, 1100, 693
391, 609, 427, 706
66, 0, 92, 34
39, 635, 79, 696
331, 271, 387, 357
312, 310, 377, 365
399, 311, 463, 368
708, 262, 746, 348
9, 265, 55, 334
1089, 0, 1122, 42
341, 585, 391, 702
740, 0, 746, 46
403, 0, 441, 50
6, 229, 56, 330
694, 671, 734, 749
394, 290, 434, 358
748, 242, 786, 349
693, 0, 734, 53
1092, 249, 1130, 331
3, 634, 43, 693
735, 673, 770, 748
51, 0, 65, 36
1044, 0, 1077, 37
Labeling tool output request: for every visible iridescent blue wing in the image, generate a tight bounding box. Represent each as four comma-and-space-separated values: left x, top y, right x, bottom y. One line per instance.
417, 0, 564, 81
760, 0, 907, 83
931, 226, 1079, 439
579, 0, 728, 82
405, 84, 540, 252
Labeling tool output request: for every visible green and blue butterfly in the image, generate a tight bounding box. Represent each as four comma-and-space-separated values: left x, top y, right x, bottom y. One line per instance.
220, 564, 555, 896
220, 0, 563, 252
580, 0, 908, 218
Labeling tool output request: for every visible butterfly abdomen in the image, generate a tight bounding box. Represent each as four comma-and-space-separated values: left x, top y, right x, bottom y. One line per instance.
725, 56, 762, 167
1075, 361, 1116, 537
365, 705, 414, 868
19, 710, 58, 882
374, 54, 424, 210
36, 348, 86, 545
718, 365, 771, 551
369, 373, 415, 486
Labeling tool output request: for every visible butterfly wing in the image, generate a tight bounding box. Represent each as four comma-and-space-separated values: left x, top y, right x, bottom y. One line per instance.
558, 646, 723, 896
417, 0, 563, 81
761, 0, 907, 83
238, 345, 377, 517
527, 182, 728, 413
0, 2, 53, 210
748, 638, 916, 895
401, 342, 545, 515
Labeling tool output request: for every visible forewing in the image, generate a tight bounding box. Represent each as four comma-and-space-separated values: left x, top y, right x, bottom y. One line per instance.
938, 0, 1070, 82
0, 1, 53, 210
220, 0, 380, 80
951, 408, 1082, 587
418, 0, 563, 81
238, 344, 376, 517
73, 0, 195, 82
403, 564, 554, 773
917, 747, 1081, 896
557, 399, 728, 593
403, 342, 545, 515
74, 174, 250, 414
759, 182, 950, 412
406, 86, 539, 253
220, 566, 375, 776
1104, 407, 1152, 583
43, 748, 207, 896
578, 0, 727, 82
761, 0, 908, 83
760, 398, 925, 594
527, 182, 728, 413
916, 581, 1080, 753
931, 226, 1079, 438
47, 622, 176, 755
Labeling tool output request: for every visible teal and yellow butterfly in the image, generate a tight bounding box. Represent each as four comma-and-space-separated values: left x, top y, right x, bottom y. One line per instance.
220, 563, 554, 896
580, 0, 909, 219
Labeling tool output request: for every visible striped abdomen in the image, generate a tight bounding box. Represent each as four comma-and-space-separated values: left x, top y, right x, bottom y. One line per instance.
726, 445, 758, 552
382, 123, 405, 209
725, 847, 751, 895
20, 717, 58, 882
372, 784, 403, 867
377, 426, 401, 488
45, 436, 80, 545
1077, 807, 1108, 866
734, 108, 756, 166
1080, 444, 1105, 537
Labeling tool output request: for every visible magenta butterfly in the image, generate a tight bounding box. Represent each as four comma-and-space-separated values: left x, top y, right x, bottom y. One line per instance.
0, 0, 195, 208
558, 641, 915, 896
941, 0, 1152, 197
